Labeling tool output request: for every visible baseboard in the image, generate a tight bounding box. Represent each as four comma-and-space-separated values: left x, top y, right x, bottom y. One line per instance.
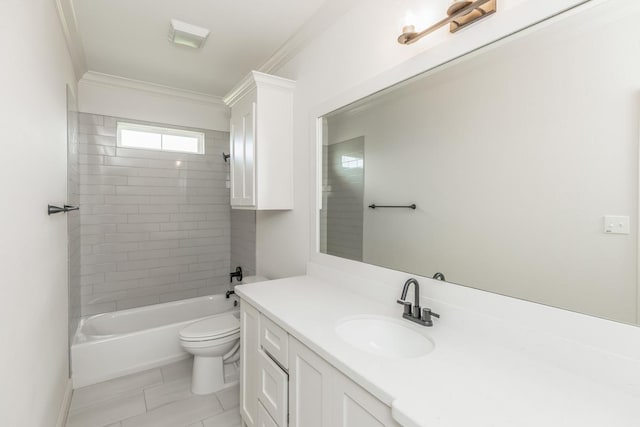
55, 379, 73, 427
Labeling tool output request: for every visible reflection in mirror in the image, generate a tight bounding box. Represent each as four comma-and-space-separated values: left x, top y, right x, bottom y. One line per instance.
320, 0, 640, 325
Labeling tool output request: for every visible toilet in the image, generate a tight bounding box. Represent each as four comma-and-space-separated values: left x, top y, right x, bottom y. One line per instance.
179, 313, 240, 394
179, 275, 268, 394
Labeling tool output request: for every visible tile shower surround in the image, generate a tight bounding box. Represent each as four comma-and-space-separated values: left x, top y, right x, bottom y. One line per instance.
323, 137, 365, 261
230, 210, 256, 279
67, 94, 82, 341
77, 113, 255, 316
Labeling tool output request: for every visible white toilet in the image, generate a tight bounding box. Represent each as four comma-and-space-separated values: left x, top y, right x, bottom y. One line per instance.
179, 313, 240, 394
179, 275, 268, 395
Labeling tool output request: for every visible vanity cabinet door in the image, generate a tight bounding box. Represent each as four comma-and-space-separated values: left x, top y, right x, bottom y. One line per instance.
289, 336, 399, 427
241, 301, 260, 427
288, 337, 335, 427
333, 373, 401, 427
257, 402, 279, 427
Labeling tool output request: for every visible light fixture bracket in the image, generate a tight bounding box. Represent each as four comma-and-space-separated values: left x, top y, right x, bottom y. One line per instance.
398, 0, 497, 45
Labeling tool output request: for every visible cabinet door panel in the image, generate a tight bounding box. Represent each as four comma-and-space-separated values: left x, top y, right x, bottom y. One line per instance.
258, 350, 288, 426
342, 395, 385, 427
333, 373, 400, 427
260, 315, 289, 369
230, 95, 256, 207
257, 402, 279, 427
288, 338, 334, 427
241, 302, 260, 426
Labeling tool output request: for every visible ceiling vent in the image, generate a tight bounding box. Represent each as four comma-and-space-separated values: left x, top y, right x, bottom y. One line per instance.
168, 19, 210, 49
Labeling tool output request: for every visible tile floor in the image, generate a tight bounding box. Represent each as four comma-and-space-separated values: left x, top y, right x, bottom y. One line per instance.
65, 358, 241, 427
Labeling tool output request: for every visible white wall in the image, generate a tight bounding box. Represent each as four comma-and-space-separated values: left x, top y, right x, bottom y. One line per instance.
0, 0, 77, 425
78, 72, 230, 132
325, 1, 640, 323
256, 0, 592, 279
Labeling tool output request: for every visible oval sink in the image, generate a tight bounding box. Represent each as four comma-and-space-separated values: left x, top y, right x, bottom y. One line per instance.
335, 315, 434, 358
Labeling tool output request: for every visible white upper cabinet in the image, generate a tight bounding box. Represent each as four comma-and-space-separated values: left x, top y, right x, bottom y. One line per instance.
224, 71, 295, 210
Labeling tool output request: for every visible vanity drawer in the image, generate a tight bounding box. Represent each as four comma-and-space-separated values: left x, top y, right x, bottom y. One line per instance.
258, 350, 288, 426
260, 315, 289, 369
257, 401, 279, 427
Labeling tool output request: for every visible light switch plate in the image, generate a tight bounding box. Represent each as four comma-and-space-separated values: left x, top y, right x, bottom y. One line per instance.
604, 215, 630, 234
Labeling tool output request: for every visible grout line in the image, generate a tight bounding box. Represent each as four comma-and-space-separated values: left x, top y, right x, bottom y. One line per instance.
142, 388, 149, 413
159, 365, 166, 384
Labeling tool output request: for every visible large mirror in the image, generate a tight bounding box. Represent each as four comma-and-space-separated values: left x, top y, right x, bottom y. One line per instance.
320, 0, 640, 325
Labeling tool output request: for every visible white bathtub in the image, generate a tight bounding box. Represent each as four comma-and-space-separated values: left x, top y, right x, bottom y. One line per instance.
71, 294, 239, 388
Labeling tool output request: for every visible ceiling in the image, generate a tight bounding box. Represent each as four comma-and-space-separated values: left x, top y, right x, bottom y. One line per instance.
72, 0, 328, 96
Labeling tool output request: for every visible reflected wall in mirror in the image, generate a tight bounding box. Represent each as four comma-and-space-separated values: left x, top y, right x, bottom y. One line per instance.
320, 0, 640, 325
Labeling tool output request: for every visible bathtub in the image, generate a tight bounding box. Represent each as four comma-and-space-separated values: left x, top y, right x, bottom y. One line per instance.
71, 294, 239, 388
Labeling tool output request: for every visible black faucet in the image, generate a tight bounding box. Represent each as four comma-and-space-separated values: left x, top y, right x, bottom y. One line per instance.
229, 266, 243, 283
398, 278, 421, 319
397, 278, 440, 327
226, 266, 244, 299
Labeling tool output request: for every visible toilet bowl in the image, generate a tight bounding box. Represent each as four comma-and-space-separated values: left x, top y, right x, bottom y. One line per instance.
179, 275, 269, 394
179, 313, 240, 395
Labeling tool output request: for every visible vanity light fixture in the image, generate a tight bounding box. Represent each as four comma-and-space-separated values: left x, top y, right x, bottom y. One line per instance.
169, 19, 210, 49
398, 0, 496, 45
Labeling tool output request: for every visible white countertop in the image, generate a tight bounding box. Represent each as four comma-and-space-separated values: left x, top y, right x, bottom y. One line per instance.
235, 275, 640, 427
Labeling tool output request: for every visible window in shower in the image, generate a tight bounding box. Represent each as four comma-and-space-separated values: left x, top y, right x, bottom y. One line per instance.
116, 122, 205, 154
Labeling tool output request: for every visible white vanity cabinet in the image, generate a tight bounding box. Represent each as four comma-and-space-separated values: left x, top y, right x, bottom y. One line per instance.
240, 301, 261, 427
223, 71, 295, 210
289, 337, 400, 427
240, 300, 399, 427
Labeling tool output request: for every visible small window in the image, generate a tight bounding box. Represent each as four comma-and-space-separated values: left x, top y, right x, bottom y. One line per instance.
341, 155, 363, 169
117, 122, 205, 154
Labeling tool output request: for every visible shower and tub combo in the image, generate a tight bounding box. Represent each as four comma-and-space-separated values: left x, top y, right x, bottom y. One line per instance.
71, 276, 267, 392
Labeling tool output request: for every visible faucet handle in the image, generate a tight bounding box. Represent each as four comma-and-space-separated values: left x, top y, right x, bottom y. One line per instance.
421, 308, 440, 326
396, 299, 413, 316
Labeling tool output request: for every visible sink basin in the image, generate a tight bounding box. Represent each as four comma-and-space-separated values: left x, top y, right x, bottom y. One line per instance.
335, 315, 435, 358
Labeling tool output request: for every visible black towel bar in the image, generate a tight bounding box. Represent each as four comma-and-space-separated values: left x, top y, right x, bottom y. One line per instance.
368, 204, 416, 210
48, 204, 80, 215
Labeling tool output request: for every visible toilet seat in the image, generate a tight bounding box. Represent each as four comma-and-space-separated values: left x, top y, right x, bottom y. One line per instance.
179, 314, 240, 342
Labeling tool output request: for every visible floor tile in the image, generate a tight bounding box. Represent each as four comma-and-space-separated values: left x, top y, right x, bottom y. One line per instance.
224, 362, 239, 383
121, 393, 223, 427
161, 357, 193, 383
215, 385, 239, 411
202, 410, 242, 427
66, 393, 146, 427
70, 368, 162, 413
144, 376, 193, 410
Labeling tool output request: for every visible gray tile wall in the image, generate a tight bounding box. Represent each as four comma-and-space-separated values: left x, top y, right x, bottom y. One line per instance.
67, 87, 82, 339
230, 210, 256, 279
78, 113, 233, 315
324, 137, 365, 261
319, 145, 328, 253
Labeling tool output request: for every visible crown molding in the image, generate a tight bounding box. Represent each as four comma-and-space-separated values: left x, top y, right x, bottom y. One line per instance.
55, 0, 88, 79
223, 71, 296, 106
80, 71, 227, 107
257, 0, 361, 75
